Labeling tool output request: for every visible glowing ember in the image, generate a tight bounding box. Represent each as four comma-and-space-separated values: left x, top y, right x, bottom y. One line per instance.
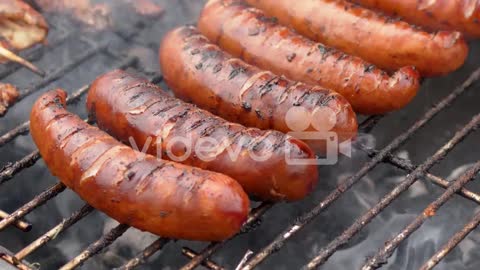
424, 206, 436, 217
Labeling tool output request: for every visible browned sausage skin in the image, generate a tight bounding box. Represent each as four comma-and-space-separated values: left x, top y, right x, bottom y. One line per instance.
244, 0, 469, 76
30, 89, 249, 241
352, 0, 480, 38
160, 26, 357, 148
87, 70, 319, 201
197, 0, 421, 114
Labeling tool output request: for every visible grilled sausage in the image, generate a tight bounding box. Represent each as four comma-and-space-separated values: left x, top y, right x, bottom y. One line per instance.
244, 0, 468, 76
197, 0, 421, 114
352, 0, 480, 38
30, 89, 249, 241
87, 70, 319, 201
159, 26, 358, 147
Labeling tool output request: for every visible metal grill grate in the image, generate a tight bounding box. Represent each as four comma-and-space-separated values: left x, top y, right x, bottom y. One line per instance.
1, 3, 480, 270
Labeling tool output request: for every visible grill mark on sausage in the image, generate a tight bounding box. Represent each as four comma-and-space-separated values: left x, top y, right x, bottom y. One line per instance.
44, 113, 72, 131
134, 163, 168, 195
152, 103, 178, 116
57, 126, 87, 148
187, 118, 208, 132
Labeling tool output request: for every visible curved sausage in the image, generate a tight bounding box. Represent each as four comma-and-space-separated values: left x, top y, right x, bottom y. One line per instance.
352, 0, 480, 38
30, 89, 249, 241
87, 70, 319, 201
159, 26, 358, 148
244, 0, 468, 76
197, 0, 421, 114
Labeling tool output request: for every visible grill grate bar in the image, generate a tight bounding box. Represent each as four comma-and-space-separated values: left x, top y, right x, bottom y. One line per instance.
0, 57, 137, 150
240, 67, 480, 270
420, 208, 480, 270
15, 41, 107, 104
0, 117, 91, 231
361, 160, 480, 270
119, 238, 171, 270
370, 149, 480, 204
0, 31, 73, 80
180, 202, 273, 270
0, 183, 66, 231
305, 113, 480, 269
0, 210, 31, 232
15, 204, 94, 260
0, 122, 31, 150
359, 115, 384, 133
0, 151, 40, 185
59, 223, 130, 270
182, 247, 224, 270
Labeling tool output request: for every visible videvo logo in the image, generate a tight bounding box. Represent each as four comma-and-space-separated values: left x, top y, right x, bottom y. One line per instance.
284, 106, 352, 166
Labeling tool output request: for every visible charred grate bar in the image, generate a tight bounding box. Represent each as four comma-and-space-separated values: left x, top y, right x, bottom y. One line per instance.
0, 25, 73, 80
59, 224, 130, 270
0, 183, 66, 231
119, 238, 172, 270
0, 210, 31, 232
368, 149, 480, 204
181, 247, 224, 270
178, 203, 273, 270
1, 7, 480, 270
420, 207, 480, 270
14, 204, 94, 261
15, 39, 107, 104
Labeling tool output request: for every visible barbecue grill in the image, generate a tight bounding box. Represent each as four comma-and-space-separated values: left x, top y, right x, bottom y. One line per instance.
1, 1, 480, 269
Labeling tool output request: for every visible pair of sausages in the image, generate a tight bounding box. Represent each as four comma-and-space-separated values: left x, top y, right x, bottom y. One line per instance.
87, 70, 318, 202
159, 26, 358, 144
30, 89, 249, 241
197, 0, 421, 114
353, 0, 480, 38
243, 0, 468, 76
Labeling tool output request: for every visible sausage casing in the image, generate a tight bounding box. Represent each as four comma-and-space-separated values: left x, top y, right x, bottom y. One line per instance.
352, 0, 480, 38
87, 70, 319, 201
30, 89, 250, 241
244, 0, 469, 76
198, 0, 421, 114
